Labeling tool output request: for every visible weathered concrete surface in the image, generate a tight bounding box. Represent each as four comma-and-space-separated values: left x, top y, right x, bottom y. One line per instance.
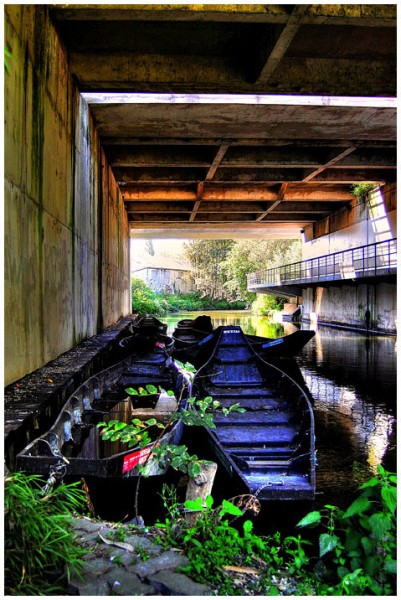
303, 183, 397, 249
298, 184, 397, 333
4, 5, 130, 385
302, 282, 396, 334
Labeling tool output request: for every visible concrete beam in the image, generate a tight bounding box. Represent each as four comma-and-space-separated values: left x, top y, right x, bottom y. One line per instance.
256, 5, 311, 83
121, 185, 355, 202
52, 5, 396, 25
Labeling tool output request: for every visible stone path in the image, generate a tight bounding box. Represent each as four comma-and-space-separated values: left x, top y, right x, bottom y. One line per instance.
68, 516, 212, 596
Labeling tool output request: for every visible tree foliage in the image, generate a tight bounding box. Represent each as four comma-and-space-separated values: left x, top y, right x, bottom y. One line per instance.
183, 238, 301, 307
183, 240, 235, 300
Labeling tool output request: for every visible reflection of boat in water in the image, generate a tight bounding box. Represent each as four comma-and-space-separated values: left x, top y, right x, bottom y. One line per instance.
16, 347, 191, 479
193, 326, 316, 501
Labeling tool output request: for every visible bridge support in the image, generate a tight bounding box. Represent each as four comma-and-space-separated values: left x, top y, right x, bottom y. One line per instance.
302, 281, 396, 334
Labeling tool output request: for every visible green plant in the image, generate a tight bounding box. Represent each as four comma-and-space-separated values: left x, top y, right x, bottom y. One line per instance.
131, 277, 167, 315
5, 471, 86, 595
155, 494, 315, 595
97, 375, 245, 480
251, 293, 284, 316
350, 183, 376, 201
297, 465, 396, 595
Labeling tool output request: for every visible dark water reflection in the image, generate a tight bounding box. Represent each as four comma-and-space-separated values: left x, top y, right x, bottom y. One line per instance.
167, 311, 397, 510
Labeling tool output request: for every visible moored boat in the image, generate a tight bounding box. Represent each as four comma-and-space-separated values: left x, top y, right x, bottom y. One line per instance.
248, 329, 315, 360
131, 314, 168, 336
118, 332, 175, 359
173, 326, 315, 367
16, 347, 191, 479
192, 326, 316, 501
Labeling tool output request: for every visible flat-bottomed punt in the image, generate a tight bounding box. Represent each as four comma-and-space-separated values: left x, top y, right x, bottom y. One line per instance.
193, 326, 316, 501
173, 325, 315, 367
16, 347, 191, 479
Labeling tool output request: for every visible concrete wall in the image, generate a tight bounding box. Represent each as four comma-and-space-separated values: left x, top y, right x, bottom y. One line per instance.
4, 6, 130, 385
302, 183, 396, 259
299, 184, 396, 334
302, 283, 397, 334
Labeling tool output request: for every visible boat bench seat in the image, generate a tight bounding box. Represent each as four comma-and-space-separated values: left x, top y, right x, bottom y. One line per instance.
217, 425, 298, 445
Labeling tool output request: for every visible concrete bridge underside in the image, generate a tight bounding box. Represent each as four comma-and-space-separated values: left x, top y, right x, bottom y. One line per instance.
4, 5, 397, 386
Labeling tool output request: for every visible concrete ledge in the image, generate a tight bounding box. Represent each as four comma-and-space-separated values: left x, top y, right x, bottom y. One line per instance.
5, 317, 133, 470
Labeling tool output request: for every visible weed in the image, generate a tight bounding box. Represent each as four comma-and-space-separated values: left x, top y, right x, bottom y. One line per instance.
297, 465, 396, 595
4, 471, 86, 595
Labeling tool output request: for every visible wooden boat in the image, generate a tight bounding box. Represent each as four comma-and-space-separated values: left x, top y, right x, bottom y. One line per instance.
173, 327, 315, 367
131, 314, 168, 336
192, 326, 316, 501
248, 329, 315, 360
118, 332, 175, 359
16, 347, 191, 479
175, 314, 214, 332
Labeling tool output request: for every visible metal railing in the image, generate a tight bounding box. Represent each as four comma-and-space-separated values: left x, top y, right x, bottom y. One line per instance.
247, 238, 397, 290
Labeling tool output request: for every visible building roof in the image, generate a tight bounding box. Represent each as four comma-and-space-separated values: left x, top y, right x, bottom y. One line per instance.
132, 253, 192, 272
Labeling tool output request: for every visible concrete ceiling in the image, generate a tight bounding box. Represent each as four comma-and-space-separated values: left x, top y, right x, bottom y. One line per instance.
50, 4, 397, 238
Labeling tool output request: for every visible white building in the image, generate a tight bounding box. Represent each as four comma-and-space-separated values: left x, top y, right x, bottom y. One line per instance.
132, 254, 195, 294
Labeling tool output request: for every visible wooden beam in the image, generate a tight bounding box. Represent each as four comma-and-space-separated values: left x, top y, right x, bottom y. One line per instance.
256, 5, 312, 83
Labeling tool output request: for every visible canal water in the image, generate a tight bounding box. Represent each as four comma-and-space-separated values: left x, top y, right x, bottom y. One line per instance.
165, 311, 397, 513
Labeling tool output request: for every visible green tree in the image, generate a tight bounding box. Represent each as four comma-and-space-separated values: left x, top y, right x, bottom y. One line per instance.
183, 240, 235, 300
223, 239, 302, 305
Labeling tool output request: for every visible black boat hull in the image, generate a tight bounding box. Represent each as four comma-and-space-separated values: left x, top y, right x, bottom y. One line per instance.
16, 349, 191, 479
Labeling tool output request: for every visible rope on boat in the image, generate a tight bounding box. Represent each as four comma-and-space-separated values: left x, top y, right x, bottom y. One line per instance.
41, 461, 67, 495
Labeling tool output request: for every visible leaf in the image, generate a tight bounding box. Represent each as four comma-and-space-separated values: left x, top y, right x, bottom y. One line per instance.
125, 387, 138, 395
368, 512, 392, 539
114, 422, 127, 431
184, 498, 204, 512
188, 462, 202, 477
296, 511, 322, 527
383, 559, 397, 574
145, 418, 157, 427
219, 499, 243, 517
205, 495, 214, 510
360, 536, 373, 555
381, 486, 397, 514
319, 533, 340, 557
243, 520, 253, 534
359, 477, 379, 489
342, 496, 371, 518
146, 384, 158, 394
